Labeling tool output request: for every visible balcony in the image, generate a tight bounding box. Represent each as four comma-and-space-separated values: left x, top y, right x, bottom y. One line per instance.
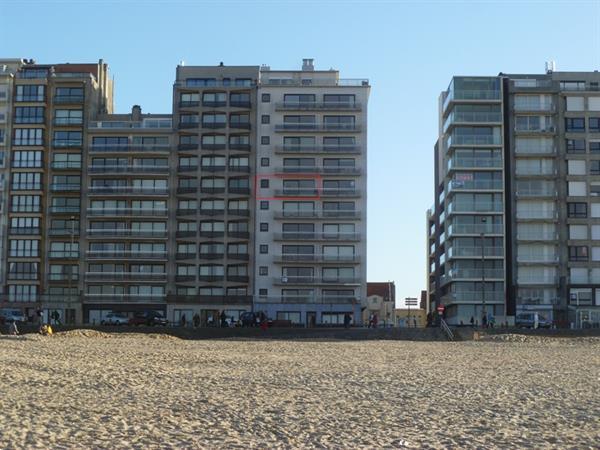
199, 252, 225, 260
227, 208, 250, 217
85, 272, 167, 281
440, 291, 505, 303
443, 111, 503, 131
276, 166, 361, 175
514, 126, 556, 135
179, 101, 200, 108
448, 157, 503, 170
516, 255, 559, 264
52, 140, 82, 148
258, 295, 359, 304
448, 201, 503, 214
86, 229, 167, 238
447, 246, 504, 258
198, 231, 224, 238
86, 208, 168, 217
177, 143, 199, 151
89, 120, 172, 129
201, 165, 227, 172
53, 95, 84, 104
201, 143, 226, 151
228, 187, 250, 195
199, 208, 225, 216
229, 101, 251, 108
275, 144, 361, 154
229, 143, 251, 151
48, 251, 79, 259
273, 276, 361, 285
53, 117, 83, 126
86, 250, 167, 259
49, 206, 80, 214
513, 102, 555, 113
48, 228, 80, 236
447, 223, 503, 236
275, 188, 319, 197
47, 274, 79, 282
177, 186, 198, 194
90, 144, 170, 153
83, 294, 166, 303
517, 276, 557, 285
176, 208, 197, 216
320, 188, 360, 197
228, 231, 250, 239
514, 142, 556, 156
175, 275, 196, 282
514, 167, 556, 177
201, 101, 226, 108
201, 122, 227, 129
275, 254, 360, 263
443, 88, 501, 112
9, 227, 41, 235
446, 134, 502, 147
227, 253, 250, 261
448, 180, 503, 192
51, 162, 82, 170
177, 230, 197, 238
516, 232, 558, 241
176, 252, 197, 260
88, 165, 169, 174
50, 183, 81, 192
227, 275, 249, 283
274, 232, 361, 241
515, 188, 557, 197
275, 101, 361, 111
228, 165, 250, 173
442, 268, 505, 282
11, 183, 42, 191
198, 275, 225, 282
87, 186, 169, 196
178, 121, 200, 129
515, 209, 557, 220
274, 210, 361, 220
274, 123, 361, 132
200, 187, 225, 194
229, 122, 251, 130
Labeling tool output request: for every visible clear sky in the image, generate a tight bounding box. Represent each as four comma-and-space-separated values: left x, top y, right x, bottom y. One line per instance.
1, 0, 599, 307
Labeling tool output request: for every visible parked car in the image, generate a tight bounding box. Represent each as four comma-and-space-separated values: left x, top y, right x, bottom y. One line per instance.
0, 309, 27, 324
128, 311, 168, 326
515, 313, 552, 329
101, 312, 129, 326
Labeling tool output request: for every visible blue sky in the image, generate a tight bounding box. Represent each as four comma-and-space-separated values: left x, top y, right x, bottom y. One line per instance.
1, 0, 599, 305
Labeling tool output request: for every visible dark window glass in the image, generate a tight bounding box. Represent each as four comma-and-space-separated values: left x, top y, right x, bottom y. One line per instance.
261, 94, 270, 103
260, 223, 269, 232
566, 118, 585, 132
261, 115, 270, 124
591, 142, 600, 153
569, 246, 588, 261
567, 202, 587, 218
260, 201, 269, 210
567, 139, 586, 153
261, 136, 270, 145
260, 179, 269, 188
261, 157, 270, 167
590, 118, 600, 132
260, 245, 268, 254
590, 161, 600, 175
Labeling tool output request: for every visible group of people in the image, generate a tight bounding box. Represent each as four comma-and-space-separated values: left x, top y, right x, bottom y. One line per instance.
180, 311, 232, 328
367, 313, 379, 328
470, 312, 496, 328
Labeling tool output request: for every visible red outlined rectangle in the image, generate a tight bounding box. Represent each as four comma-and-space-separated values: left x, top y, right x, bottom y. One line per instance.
255, 173, 323, 201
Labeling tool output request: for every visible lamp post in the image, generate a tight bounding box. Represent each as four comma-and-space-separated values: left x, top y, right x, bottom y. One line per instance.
480, 217, 487, 326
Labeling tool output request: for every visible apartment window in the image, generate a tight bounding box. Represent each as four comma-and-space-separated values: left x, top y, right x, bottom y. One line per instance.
323, 267, 355, 282
259, 266, 268, 276
260, 245, 268, 254
260, 223, 269, 232
569, 246, 589, 262
53, 130, 82, 145
14, 128, 43, 146
179, 92, 200, 105
260, 179, 269, 188
591, 142, 600, 153
261, 115, 270, 124
202, 92, 226, 106
568, 202, 588, 218
10, 217, 40, 234
199, 221, 224, 234
9, 239, 40, 257
261, 136, 270, 145
261, 157, 270, 167
179, 135, 198, 145
8, 262, 39, 280
12, 151, 42, 168
16, 85, 45, 102
324, 94, 355, 106
186, 78, 216, 87
567, 139, 586, 153
54, 109, 83, 125
202, 113, 226, 126
566, 118, 585, 133
55, 87, 83, 100
228, 156, 249, 169
15, 106, 45, 124
229, 135, 250, 148
199, 264, 224, 277
11, 195, 41, 212
8, 285, 38, 302
200, 199, 225, 212
284, 136, 316, 149
260, 201, 269, 210
590, 118, 600, 132
261, 93, 270, 102
590, 161, 600, 175
228, 221, 249, 235
12, 172, 42, 190
230, 92, 251, 106
259, 288, 268, 296
53, 153, 82, 169
323, 136, 356, 149
324, 115, 355, 130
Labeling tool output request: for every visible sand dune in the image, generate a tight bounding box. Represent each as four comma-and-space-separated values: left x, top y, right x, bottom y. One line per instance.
0, 333, 598, 449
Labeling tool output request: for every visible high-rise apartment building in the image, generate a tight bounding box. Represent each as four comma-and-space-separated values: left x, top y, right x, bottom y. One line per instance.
0, 58, 369, 326
428, 70, 600, 328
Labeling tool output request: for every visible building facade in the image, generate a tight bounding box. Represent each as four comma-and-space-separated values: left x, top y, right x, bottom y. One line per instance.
0, 58, 369, 326
428, 70, 600, 328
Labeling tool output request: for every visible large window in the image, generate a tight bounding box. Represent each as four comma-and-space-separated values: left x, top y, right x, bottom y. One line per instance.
16, 85, 45, 102
13, 128, 43, 146
11, 195, 41, 212
566, 118, 585, 133
323, 94, 355, 106
54, 109, 83, 125
9, 239, 40, 257
12, 172, 42, 190
324, 115, 356, 130
15, 106, 44, 124
590, 118, 600, 132
569, 246, 589, 262
8, 262, 39, 280
567, 139, 586, 153
568, 202, 588, 218
11, 151, 42, 168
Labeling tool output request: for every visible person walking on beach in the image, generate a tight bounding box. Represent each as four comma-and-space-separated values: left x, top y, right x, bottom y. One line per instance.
180, 314, 186, 327
193, 313, 200, 328
8, 320, 19, 336
470, 316, 475, 328
481, 312, 488, 329
220, 310, 228, 328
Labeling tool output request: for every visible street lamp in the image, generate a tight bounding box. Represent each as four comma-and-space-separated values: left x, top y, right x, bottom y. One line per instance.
480, 216, 487, 326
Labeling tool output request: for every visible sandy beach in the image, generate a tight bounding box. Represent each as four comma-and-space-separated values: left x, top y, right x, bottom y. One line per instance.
0, 332, 598, 449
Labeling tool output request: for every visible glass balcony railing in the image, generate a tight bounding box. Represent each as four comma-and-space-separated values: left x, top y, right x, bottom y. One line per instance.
446, 134, 502, 147
443, 111, 503, 131
447, 246, 504, 258
448, 180, 503, 191
448, 157, 503, 170
448, 201, 503, 213
516, 231, 558, 241
446, 223, 504, 236
515, 209, 557, 219
443, 89, 501, 111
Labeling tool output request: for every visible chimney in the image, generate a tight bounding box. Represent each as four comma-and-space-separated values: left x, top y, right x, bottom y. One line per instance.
302, 58, 314, 71
132, 105, 142, 121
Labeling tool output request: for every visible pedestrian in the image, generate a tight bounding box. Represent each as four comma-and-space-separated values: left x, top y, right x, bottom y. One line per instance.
36, 308, 43, 326
368, 313, 373, 328
220, 310, 228, 328
372, 313, 378, 329
193, 313, 200, 328
180, 314, 186, 327
489, 314, 495, 328
343, 313, 351, 329
8, 320, 19, 336
470, 316, 474, 328
481, 312, 488, 328
413, 317, 417, 328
